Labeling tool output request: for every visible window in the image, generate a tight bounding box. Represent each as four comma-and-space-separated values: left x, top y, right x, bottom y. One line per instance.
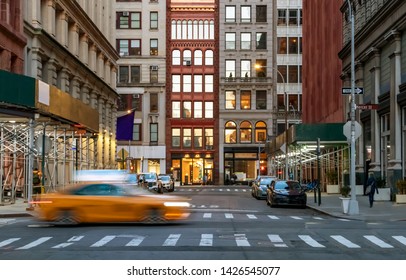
225, 6, 236, 23
241, 60, 251, 78
132, 123, 141, 141
240, 121, 252, 143
256, 5, 267, 23
117, 12, 141, 29
256, 32, 267, 50
205, 102, 213, 118
194, 50, 203, 65
277, 65, 287, 84
183, 75, 192, 92
226, 60, 236, 79
255, 59, 267, 78
278, 10, 286, 25
288, 65, 298, 83
172, 75, 181, 92
205, 128, 214, 150
183, 49, 192, 66
241, 6, 251, 23
150, 123, 158, 143
0, 0, 9, 23
183, 128, 192, 148
194, 75, 203, 92
172, 128, 181, 147
289, 10, 298, 26
117, 39, 141, 56
150, 12, 158, 29
226, 33, 236, 50
256, 90, 267, 110
225, 90, 236, 109
194, 128, 203, 148
289, 37, 298, 54
150, 39, 158, 55
205, 75, 213, 92
150, 66, 158, 83
255, 121, 267, 143
119, 66, 129, 83
205, 50, 214, 65
241, 33, 251, 50
131, 66, 140, 83
194, 101, 203, 118
277, 37, 287, 54
240, 91, 251, 110
183, 101, 192, 118
150, 93, 158, 112
172, 101, 181, 118
172, 50, 181, 65
225, 121, 237, 143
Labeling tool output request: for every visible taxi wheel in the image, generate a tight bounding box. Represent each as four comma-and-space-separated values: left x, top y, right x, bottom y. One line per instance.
141, 207, 165, 224
54, 209, 79, 225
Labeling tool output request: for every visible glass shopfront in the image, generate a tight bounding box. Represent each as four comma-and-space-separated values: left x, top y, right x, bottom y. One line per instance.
171, 155, 213, 185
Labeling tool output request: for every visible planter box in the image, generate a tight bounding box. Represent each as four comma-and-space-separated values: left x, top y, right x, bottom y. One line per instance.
375, 188, 391, 201
396, 194, 406, 204
339, 197, 351, 214
327, 184, 340, 194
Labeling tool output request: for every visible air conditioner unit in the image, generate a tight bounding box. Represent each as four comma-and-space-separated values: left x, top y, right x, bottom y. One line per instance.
185, 60, 192, 66
133, 94, 140, 98
151, 66, 158, 71
120, 52, 128, 56
122, 11, 129, 16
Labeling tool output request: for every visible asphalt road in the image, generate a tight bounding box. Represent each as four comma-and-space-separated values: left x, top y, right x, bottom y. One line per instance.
0, 185, 405, 260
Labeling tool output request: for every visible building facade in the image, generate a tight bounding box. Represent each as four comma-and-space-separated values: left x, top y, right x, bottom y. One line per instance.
166, 0, 219, 185
115, 0, 167, 175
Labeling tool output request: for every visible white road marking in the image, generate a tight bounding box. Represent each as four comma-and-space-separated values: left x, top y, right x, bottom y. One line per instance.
16, 237, 52, 250
247, 214, 257, 219
68, 236, 84, 242
313, 217, 324, 220
163, 234, 181, 246
225, 213, 234, 219
331, 235, 360, 248
392, 236, 406, 246
235, 234, 250, 247
0, 238, 20, 248
200, 234, 213, 246
126, 236, 145, 246
290, 216, 303, 220
364, 235, 394, 248
90, 235, 116, 247
299, 235, 325, 248
267, 215, 279, 220
268, 234, 288, 248
203, 213, 212, 218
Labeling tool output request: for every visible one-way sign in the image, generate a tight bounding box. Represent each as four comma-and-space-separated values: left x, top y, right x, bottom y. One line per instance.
342, 87, 364, 94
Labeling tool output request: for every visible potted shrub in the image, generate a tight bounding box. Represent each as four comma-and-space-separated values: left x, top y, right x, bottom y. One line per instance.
374, 176, 391, 201
395, 179, 406, 204
339, 185, 351, 214
326, 170, 339, 194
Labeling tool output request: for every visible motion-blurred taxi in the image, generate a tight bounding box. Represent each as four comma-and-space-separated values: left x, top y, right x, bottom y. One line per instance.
33, 182, 191, 225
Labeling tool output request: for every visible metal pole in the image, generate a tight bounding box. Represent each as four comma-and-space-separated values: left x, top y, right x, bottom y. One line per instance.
27, 119, 35, 209
346, 0, 359, 215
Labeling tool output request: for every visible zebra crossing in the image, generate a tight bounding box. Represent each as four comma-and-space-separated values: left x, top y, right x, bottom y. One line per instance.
1, 232, 406, 251
176, 187, 249, 193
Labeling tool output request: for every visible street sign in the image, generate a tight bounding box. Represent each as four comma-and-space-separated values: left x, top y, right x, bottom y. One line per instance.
343, 121, 362, 140
342, 87, 364, 94
357, 104, 379, 110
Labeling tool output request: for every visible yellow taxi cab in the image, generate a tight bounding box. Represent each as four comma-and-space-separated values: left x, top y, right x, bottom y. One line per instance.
33, 182, 191, 225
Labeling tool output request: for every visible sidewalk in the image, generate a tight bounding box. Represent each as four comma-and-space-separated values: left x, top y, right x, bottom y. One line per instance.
0, 191, 405, 221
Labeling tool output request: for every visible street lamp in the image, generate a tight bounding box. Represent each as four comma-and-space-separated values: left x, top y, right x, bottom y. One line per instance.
346, 0, 359, 215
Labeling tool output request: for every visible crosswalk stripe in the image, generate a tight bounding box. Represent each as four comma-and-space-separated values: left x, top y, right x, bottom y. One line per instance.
0, 238, 20, 248
126, 236, 145, 246
68, 236, 84, 242
268, 234, 288, 247
299, 235, 325, 248
313, 217, 324, 220
235, 234, 250, 246
392, 236, 406, 246
91, 235, 116, 247
267, 215, 279, 220
225, 213, 234, 219
290, 216, 303, 220
52, 243, 73, 248
203, 213, 212, 218
16, 237, 52, 250
364, 235, 394, 248
200, 234, 213, 246
331, 235, 360, 248
163, 234, 181, 246
247, 214, 257, 219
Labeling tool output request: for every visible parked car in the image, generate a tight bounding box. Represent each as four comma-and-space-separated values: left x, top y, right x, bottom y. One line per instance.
33, 182, 191, 225
251, 176, 277, 199
158, 174, 175, 192
266, 180, 307, 208
138, 172, 161, 193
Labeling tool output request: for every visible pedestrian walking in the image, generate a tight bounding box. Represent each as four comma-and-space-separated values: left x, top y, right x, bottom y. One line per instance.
366, 172, 378, 207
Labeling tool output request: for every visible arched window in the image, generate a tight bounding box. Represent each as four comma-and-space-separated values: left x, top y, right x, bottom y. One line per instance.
255, 121, 267, 143
194, 50, 203, 65
187, 20, 193, 39
171, 20, 177, 39
205, 50, 213, 65
240, 121, 252, 143
209, 20, 214, 39
203, 20, 209, 39
172, 50, 181, 65
183, 49, 192, 66
225, 121, 237, 144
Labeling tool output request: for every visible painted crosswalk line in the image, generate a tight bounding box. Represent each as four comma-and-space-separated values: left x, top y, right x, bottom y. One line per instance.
235, 233, 250, 247
298, 235, 325, 248
163, 234, 181, 246
268, 234, 288, 248
16, 237, 52, 250
200, 234, 213, 246
331, 235, 360, 248
0, 238, 20, 248
364, 235, 394, 248
90, 235, 116, 247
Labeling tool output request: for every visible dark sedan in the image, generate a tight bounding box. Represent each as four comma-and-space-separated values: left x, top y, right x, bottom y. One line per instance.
266, 180, 307, 208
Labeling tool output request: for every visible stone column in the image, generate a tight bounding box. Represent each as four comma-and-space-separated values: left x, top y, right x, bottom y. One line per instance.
56, 10, 68, 47
59, 68, 70, 92
26, 0, 41, 28
43, 0, 56, 37
81, 84, 90, 105
79, 33, 89, 66
90, 91, 99, 110
104, 61, 111, 85
71, 76, 81, 99
68, 22, 79, 57
97, 52, 104, 79
369, 49, 381, 173
89, 44, 97, 73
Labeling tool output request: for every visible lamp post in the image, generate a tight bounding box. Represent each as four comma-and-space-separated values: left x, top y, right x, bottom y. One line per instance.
346, 0, 359, 215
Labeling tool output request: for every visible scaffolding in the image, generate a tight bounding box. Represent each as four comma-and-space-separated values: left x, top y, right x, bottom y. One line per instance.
0, 119, 99, 205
